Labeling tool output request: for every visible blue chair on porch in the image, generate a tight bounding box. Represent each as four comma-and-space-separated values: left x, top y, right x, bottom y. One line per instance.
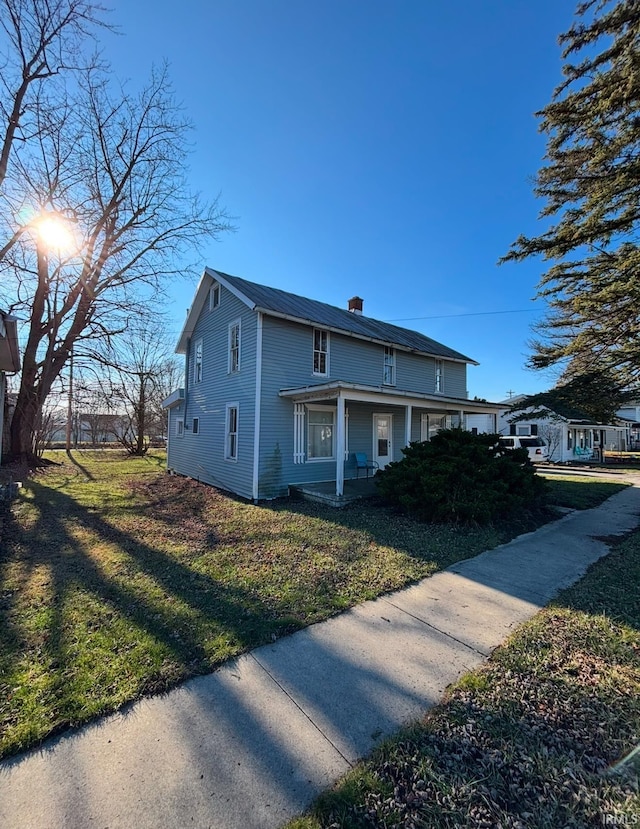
354, 452, 379, 479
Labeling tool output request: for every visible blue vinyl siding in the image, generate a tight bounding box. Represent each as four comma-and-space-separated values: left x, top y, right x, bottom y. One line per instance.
167, 286, 256, 499
257, 316, 470, 497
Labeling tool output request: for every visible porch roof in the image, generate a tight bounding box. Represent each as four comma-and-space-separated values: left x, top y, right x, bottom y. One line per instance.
279, 380, 502, 413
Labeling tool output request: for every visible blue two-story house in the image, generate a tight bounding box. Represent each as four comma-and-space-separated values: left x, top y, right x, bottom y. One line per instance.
163, 268, 501, 502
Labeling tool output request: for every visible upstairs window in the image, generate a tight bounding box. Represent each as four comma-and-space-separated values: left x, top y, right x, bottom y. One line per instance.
194, 339, 203, 383
435, 359, 444, 393
313, 328, 329, 375
229, 321, 240, 373
192, 417, 199, 435
209, 283, 220, 310
383, 347, 395, 385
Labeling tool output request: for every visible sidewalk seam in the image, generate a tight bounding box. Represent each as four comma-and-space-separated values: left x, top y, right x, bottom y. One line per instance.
379, 596, 498, 658
248, 652, 354, 768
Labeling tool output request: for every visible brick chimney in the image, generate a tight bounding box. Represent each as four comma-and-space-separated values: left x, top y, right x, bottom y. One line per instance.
348, 296, 363, 315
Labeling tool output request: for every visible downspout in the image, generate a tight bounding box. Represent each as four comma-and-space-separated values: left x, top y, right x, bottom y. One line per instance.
252, 313, 263, 502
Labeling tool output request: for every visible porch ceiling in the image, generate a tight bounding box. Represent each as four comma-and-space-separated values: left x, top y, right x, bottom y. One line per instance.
279, 380, 501, 414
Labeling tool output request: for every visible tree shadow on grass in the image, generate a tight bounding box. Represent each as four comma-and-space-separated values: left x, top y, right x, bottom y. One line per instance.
0, 479, 290, 756
64, 450, 95, 482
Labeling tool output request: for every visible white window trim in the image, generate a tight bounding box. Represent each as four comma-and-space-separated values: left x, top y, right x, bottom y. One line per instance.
194, 338, 203, 384
228, 319, 241, 374
312, 328, 330, 377
176, 417, 184, 437
420, 413, 429, 441
209, 282, 220, 310
306, 403, 335, 462
225, 403, 239, 462
435, 359, 444, 394
383, 346, 396, 386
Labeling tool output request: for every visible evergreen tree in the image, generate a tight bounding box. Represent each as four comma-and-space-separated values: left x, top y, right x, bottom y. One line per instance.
502, 1, 640, 391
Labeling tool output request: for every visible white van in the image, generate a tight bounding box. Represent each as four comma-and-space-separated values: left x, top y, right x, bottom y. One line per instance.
499, 435, 549, 462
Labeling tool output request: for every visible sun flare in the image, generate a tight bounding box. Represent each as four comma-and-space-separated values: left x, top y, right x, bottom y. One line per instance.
36, 215, 75, 253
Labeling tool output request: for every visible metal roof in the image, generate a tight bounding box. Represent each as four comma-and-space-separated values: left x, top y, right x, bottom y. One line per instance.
209, 269, 477, 364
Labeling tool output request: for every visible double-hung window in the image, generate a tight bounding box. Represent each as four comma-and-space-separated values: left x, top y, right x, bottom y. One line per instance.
225, 404, 238, 461
176, 418, 184, 437
313, 328, 329, 376
383, 347, 395, 385
435, 359, 444, 393
229, 321, 240, 373
194, 339, 203, 383
307, 405, 334, 459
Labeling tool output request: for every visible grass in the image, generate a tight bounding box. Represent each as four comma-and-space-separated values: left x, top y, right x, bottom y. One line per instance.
542, 473, 630, 510
287, 531, 640, 829
0, 451, 630, 762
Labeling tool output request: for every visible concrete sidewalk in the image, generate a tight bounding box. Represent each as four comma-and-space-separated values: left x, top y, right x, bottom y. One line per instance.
1, 484, 639, 829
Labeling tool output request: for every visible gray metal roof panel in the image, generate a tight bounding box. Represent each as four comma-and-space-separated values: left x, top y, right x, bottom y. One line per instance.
212, 270, 476, 363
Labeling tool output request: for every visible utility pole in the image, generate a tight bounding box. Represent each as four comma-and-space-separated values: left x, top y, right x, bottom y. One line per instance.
66, 348, 73, 452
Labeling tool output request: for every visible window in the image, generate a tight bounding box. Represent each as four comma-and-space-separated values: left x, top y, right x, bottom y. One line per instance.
307, 405, 334, 459
313, 328, 329, 375
192, 417, 199, 435
225, 404, 238, 460
209, 283, 220, 310
435, 359, 443, 393
421, 413, 451, 441
194, 339, 203, 383
176, 418, 184, 437
229, 321, 240, 373
383, 347, 395, 385
516, 425, 531, 436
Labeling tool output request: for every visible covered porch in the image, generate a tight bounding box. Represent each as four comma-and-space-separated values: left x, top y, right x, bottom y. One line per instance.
279, 380, 502, 500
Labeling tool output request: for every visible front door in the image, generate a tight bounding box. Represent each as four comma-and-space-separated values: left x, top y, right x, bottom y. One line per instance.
374, 414, 393, 469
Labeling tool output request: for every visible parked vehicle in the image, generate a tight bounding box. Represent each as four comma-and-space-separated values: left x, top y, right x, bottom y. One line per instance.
499, 435, 549, 462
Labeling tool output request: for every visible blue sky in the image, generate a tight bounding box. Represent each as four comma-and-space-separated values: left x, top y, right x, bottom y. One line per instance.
103, 0, 576, 402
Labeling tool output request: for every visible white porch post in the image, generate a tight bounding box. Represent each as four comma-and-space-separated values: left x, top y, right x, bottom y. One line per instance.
405, 404, 412, 446
336, 393, 345, 497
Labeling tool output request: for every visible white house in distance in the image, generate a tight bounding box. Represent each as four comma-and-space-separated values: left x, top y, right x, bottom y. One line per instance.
498, 394, 629, 463
617, 401, 640, 450
0, 311, 20, 464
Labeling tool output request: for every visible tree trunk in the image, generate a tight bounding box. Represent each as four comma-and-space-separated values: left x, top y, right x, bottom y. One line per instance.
9, 381, 41, 461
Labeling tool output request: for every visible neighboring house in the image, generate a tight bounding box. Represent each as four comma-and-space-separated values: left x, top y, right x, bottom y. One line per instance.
47, 413, 129, 446
163, 268, 502, 501
498, 395, 629, 462
0, 311, 20, 464
617, 402, 640, 450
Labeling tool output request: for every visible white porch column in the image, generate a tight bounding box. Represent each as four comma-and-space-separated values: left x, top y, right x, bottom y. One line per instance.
405, 404, 412, 446
336, 393, 345, 497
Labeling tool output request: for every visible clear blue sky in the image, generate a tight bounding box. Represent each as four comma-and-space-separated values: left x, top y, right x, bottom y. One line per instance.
103, 0, 576, 402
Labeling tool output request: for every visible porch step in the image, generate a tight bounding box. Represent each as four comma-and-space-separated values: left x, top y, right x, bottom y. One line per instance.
290, 478, 378, 509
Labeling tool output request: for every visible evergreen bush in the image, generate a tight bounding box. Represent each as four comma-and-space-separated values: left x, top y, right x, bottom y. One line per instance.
375, 429, 548, 524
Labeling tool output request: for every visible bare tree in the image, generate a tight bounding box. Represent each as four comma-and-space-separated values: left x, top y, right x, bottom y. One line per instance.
90, 319, 178, 456
538, 422, 562, 463
0, 0, 108, 202
1, 56, 231, 459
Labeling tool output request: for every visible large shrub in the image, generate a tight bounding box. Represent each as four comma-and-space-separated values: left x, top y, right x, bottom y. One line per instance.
375, 429, 548, 524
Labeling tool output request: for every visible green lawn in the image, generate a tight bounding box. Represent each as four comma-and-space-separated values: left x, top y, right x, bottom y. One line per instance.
0, 452, 630, 761
542, 473, 630, 510
288, 531, 640, 829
